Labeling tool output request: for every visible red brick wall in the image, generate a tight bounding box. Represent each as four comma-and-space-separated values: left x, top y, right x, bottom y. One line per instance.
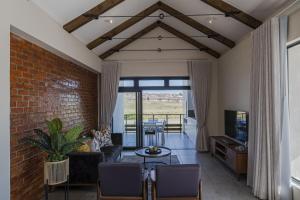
10, 33, 98, 200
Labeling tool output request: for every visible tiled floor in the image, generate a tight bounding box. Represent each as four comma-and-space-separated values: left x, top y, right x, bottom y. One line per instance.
49, 150, 257, 200
124, 132, 195, 149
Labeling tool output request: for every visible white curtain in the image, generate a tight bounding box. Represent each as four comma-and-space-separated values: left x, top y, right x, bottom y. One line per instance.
278, 16, 291, 200
188, 60, 212, 152
100, 61, 121, 129
247, 16, 291, 200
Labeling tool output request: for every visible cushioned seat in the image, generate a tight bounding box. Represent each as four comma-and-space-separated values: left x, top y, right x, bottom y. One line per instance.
97, 163, 147, 200
152, 164, 202, 200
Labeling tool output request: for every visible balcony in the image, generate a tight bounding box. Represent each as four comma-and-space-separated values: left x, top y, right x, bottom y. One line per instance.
124, 113, 185, 133
119, 113, 196, 149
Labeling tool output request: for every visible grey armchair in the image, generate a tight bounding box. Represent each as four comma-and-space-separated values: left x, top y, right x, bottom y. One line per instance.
97, 163, 147, 200
151, 164, 202, 200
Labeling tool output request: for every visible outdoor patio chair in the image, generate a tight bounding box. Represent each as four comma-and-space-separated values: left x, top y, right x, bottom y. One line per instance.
144, 122, 158, 146
155, 120, 166, 146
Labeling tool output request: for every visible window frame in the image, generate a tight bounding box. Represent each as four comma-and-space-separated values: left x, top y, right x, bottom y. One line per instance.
118, 76, 190, 92
288, 39, 300, 184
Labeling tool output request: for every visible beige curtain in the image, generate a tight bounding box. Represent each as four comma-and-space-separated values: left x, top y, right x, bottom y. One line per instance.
100, 61, 121, 129
188, 60, 211, 152
247, 17, 290, 200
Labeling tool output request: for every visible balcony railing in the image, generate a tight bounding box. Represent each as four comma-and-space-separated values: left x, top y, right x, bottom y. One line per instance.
124, 114, 185, 133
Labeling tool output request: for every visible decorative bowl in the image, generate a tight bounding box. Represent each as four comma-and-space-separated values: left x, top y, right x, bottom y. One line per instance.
145, 146, 161, 154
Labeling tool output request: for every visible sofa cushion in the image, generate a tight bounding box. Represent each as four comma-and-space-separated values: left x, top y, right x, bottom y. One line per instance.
68, 152, 105, 184
101, 145, 122, 162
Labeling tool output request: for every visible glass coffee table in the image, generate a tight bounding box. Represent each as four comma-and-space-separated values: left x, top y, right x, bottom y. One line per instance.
135, 147, 172, 168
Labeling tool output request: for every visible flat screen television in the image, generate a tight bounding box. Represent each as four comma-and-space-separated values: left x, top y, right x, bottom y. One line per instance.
224, 110, 249, 143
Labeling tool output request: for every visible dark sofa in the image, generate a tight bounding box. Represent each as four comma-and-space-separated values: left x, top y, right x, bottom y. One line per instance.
68, 133, 123, 185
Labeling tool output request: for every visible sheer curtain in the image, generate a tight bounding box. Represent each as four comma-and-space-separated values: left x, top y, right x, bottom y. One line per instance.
187, 60, 212, 152
247, 16, 291, 200
99, 61, 121, 129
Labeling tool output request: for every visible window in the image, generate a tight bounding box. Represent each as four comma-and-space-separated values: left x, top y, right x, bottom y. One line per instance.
169, 79, 189, 86
288, 42, 300, 181
139, 80, 164, 87
119, 80, 134, 87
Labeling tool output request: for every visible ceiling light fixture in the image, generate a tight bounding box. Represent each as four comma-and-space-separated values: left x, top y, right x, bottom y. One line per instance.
104, 19, 113, 24
159, 13, 165, 20
208, 16, 216, 24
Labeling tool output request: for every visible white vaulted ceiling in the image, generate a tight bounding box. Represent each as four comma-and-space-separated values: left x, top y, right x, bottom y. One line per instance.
32, 0, 293, 59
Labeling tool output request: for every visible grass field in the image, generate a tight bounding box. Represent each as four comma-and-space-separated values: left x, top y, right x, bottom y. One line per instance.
124, 100, 184, 115
123, 92, 185, 123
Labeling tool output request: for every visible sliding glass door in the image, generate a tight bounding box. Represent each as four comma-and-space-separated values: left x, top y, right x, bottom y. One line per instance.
113, 92, 138, 148
113, 91, 143, 149
142, 90, 186, 148
113, 77, 191, 149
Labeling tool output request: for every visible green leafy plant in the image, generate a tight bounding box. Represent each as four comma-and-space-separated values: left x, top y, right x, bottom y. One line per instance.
23, 118, 85, 162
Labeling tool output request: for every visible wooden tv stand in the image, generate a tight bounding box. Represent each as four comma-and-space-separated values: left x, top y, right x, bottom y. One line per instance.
210, 136, 248, 179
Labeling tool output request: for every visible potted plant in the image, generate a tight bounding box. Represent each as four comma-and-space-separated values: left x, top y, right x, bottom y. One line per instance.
23, 118, 85, 185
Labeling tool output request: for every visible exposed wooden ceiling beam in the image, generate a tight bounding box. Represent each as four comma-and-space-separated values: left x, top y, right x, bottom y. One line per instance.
100, 21, 221, 59
87, 3, 160, 50
158, 21, 220, 58
158, 1, 235, 48
200, 0, 262, 29
89, 1, 236, 50
63, 0, 125, 33
100, 22, 159, 59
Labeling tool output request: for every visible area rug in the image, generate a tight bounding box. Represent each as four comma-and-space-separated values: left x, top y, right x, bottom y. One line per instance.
121, 155, 180, 169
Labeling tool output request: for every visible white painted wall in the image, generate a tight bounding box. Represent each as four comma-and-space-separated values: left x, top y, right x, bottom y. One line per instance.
0, 2, 11, 200
0, 0, 103, 199
10, 0, 102, 72
120, 61, 189, 77
217, 34, 252, 135
288, 7, 300, 42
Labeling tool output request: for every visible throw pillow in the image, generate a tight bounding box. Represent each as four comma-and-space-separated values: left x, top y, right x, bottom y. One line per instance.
77, 139, 92, 152
91, 130, 101, 152
77, 143, 91, 152
99, 128, 113, 147
90, 129, 113, 152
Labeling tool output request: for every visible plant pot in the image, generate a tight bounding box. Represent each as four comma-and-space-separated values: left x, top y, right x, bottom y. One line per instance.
44, 158, 69, 185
